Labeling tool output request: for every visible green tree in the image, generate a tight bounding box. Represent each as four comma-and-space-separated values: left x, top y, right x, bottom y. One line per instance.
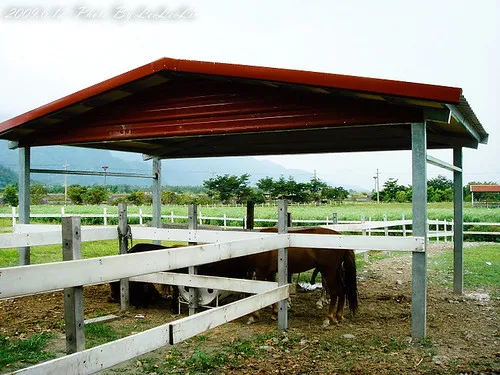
308, 177, 328, 203
256, 177, 275, 199
203, 174, 251, 203
395, 190, 407, 203
161, 191, 177, 205
127, 191, 146, 206
0, 165, 17, 188
322, 186, 349, 202
83, 186, 108, 205
378, 179, 408, 202
428, 175, 453, 191
30, 184, 48, 205
68, 185, 87, 205
3, 184, 18, 206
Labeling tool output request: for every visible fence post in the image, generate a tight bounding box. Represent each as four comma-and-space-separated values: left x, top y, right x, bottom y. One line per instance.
11, 206, 16, 227
223, 213, 227, 229
198, 211, 203, 226
332, 213, 338, 225
451, 220, 454, 243
368, 217, 372, 236
277, 199, 288, 331
246, 201, 255, 230
103, 207, 107, 226
444, 219, 448, 243
384, 214, 390, 255
402, 214, 407, 237
188, 204, 199, 315
170, 211, 174, 224
139, 208, 143, 226
118, 203, 130, 311
62, 216, 85, 354
436, 220, 440, 243
361, 215, 368, 262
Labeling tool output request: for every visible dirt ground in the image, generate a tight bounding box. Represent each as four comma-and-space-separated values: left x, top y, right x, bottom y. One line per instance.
0, 243, 498, 374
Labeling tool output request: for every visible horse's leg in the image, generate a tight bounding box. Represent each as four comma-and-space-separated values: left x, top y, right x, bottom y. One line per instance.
335, 291, 346, 323
321, 269, 342, 327
247, 270, 273, 324
171, 286, 179, 314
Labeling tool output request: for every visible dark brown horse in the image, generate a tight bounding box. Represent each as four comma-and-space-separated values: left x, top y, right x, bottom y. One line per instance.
252, 226, 358, 327
109, 227, 357, 327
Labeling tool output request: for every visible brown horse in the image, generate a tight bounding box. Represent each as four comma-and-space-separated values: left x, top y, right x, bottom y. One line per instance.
250, 226, 358, 327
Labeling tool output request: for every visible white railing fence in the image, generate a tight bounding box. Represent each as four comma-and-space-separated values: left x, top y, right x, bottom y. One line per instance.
0, 209, 426, 374
2, 207, 498, 239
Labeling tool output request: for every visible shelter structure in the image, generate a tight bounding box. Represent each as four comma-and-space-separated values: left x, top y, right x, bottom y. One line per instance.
470, 185, 500, 207
0, 57, 488, 338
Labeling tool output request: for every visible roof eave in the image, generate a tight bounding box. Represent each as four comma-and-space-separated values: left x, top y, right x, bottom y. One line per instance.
446, 103, 488, 145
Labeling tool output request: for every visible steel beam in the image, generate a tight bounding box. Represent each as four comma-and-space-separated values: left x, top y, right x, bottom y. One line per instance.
426, 155, 462, 172
30, 168, 154, 179
453, 147, 464, 294
411, 123, 428, 338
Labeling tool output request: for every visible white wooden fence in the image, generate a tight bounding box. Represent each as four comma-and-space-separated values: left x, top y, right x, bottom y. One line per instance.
3, 207, 498, 239
0, 215, 425, 374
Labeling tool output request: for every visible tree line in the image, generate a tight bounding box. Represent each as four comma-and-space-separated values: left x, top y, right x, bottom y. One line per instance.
1, 174, 498, 206
202, 174, 349, 204
375, 175, 500, 203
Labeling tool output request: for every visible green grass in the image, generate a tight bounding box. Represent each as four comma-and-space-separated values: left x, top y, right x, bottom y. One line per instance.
0, 332, 54, 371
84, 323, 118, 348
0, 240, 183, 267
429, 243, 500, 295
1, 202, 499, 223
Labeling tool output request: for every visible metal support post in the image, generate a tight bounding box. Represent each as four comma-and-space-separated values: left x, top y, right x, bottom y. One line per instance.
188, 204, 199, 315
277, 199, 288, 330
18, 147, 30, 265
152, 157, 162, 245
411, 122, 428, 338
453, 147, 464, 294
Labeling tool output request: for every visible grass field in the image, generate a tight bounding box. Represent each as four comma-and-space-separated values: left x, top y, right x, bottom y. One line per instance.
1, 201, 499, 223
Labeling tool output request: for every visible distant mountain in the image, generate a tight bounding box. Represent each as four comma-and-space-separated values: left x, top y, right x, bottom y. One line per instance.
0, 141, 363, 190
0, 164, 17, 188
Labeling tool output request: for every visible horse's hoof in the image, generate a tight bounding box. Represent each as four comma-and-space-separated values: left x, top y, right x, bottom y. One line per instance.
247, 316, 255, 325
270, 314, 277, 321
316, 302, 323, 309
321, 320, 330, 328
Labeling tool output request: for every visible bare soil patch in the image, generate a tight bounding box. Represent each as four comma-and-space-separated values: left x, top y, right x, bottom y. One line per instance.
1, 243, 498, 374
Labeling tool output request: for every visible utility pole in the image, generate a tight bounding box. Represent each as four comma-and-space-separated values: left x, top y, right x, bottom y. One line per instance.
102, 166, 109, 191
63, 162, 69, 206
373, 169, 380, 203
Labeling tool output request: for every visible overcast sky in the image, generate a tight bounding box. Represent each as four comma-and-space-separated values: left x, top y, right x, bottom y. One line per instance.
0, 0, 498, 190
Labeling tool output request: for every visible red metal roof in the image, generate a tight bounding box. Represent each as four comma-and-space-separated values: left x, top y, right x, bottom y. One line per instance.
470, 185, 500, 193
0, 57, 488, 158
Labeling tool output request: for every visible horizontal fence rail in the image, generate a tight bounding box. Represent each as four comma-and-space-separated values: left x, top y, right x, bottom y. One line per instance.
1, 208, 498, 239
0, 235, 288, 299
14, 285, 288, 375
0, 210, 440, 374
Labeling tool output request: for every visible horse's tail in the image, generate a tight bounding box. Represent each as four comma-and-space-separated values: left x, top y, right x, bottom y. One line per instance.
343, 250, 358, 315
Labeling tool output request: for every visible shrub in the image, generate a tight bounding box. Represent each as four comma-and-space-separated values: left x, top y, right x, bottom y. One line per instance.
3, 184, 18, 207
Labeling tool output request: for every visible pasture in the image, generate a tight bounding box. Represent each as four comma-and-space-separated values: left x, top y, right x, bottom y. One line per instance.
1, 201, 500, 223
0, 240, 498, 374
